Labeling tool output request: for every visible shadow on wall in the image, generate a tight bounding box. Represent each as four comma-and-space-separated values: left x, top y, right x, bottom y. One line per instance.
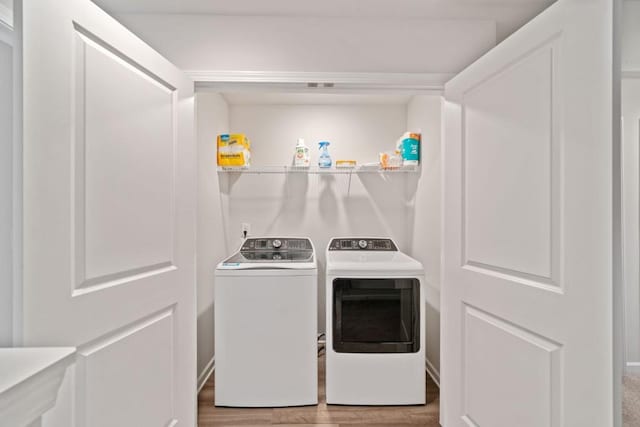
318, 175, 339, 227
404, 169, 424, 254
215, 170, 421, 334
266, 173, 310, 235
425, 299, 440, 381
197, 301, 215, 385
217, 171, 421, 254
358, 172, 420, 247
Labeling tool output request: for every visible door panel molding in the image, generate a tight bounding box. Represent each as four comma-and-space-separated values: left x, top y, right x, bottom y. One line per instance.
460, 36, 563, 292
0, 3, 12, 30
71, 22, 179, 292
76, 306, 176, 427
462, 304, 562, 427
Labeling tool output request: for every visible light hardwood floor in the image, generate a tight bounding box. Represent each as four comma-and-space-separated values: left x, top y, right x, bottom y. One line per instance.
197, 355, 440, 426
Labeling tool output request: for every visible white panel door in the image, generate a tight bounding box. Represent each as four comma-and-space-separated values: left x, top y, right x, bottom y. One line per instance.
622, 76, 640, 373
20, 0, 196, 426
442, 0, 613, 426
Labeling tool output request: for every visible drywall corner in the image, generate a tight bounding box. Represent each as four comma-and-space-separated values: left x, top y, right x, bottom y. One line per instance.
406, 94, 443, 377
196, 92, 229, 378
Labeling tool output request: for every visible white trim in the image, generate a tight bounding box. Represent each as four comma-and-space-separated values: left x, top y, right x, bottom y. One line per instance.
0, 348, 76, 427
0, 3, 13, 348
425, 357, 440, 388
188, 70, 453, 94
625, 362, 640, 375
187, 70, 453, 85
197, 356, 215, 393
0, 3, 11, 30
614, 2, 624, 426
11, 0, 22, 345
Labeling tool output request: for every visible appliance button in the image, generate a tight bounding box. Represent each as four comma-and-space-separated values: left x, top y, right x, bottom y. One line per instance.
272, 239, 282, 249
358, 239, 368, 249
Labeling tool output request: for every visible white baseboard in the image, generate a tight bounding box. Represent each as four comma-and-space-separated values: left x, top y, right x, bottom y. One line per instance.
425, 358, 440, 388
197, 356, 215, 393
626, 362, 640, 375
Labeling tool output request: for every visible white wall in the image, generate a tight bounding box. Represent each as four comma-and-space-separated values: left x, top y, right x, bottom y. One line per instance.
220, 97, 413, 333
113, 14, 496, 74
196, 92, 229, 386
0, 23, 13, 347
407, 95, 442, 380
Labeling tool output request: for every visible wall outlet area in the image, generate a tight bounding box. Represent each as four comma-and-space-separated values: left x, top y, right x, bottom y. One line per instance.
241, 223, 251, 238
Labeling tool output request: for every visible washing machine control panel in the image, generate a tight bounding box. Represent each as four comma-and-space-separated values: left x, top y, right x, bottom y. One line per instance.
328, 238, 397, 251
236, 238, 314, 262
242, 238, 312, 251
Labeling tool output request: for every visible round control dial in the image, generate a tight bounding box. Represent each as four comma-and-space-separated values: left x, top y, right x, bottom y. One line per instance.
272, 239, 282, 249
358, 239, 368, 249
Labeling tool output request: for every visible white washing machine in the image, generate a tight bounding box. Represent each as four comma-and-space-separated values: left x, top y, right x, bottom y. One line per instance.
325, 237, 425, 405
214, 237, 317, 407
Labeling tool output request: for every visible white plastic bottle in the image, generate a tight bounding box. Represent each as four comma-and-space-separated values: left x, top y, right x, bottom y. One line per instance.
294, 138, 310, 167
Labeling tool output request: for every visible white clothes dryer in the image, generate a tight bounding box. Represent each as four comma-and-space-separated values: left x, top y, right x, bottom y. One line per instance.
215, 237, 317, 407
325, 237, 425, 405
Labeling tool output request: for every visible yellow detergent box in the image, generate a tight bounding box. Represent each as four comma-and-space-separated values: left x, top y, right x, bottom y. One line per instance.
217, 134, 251, 167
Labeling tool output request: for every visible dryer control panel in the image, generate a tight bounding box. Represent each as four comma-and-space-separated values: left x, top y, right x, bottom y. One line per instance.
328, 238, 397, 251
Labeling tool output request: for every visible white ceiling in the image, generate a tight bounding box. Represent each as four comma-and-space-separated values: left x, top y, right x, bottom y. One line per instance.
96, 0, 554, 41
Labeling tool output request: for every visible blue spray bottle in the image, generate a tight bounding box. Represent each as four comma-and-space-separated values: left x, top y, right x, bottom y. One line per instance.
318, 141, 332, 168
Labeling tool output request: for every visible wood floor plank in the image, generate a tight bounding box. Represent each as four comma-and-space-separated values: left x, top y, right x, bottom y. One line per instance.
197, 355, 440, 426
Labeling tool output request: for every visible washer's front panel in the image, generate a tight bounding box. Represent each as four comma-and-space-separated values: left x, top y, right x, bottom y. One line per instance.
214, 273, 317, 407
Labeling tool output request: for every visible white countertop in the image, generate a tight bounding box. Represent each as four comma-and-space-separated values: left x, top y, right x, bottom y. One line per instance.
0, 347, 76, 394
0, 347, 76, 426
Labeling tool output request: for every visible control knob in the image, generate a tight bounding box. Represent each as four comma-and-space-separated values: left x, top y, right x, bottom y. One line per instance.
358, 239, 368, 249
272, 239, 282, 249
